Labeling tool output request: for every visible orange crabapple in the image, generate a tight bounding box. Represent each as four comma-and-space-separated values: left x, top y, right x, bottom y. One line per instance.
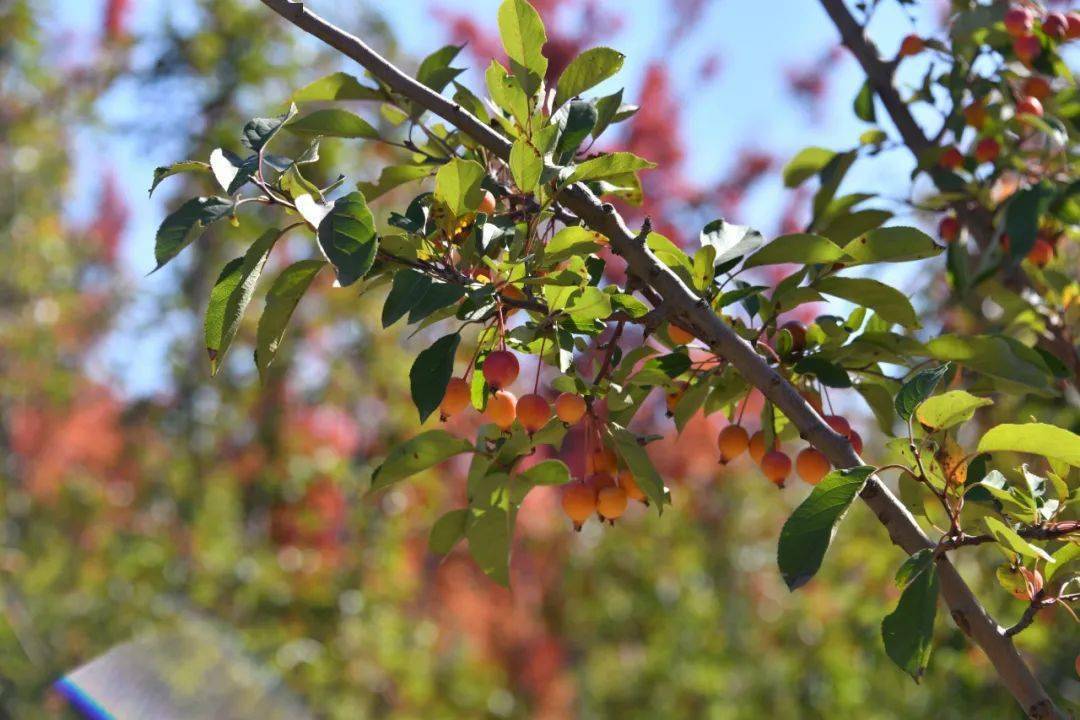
439, 377, 471, 420
1004, 6, 1033, 37
939, 146, 964, 170
596, 485, 629, 520
554, 392, 587, 425
796, 447, 831, 485
561, 482, 597, 529
485, 389, 517, 430
938, 215, 960, 243
516, 393, 551, 433
668, 323, 695, 346
478, 189, 497, 215
717, 425, 750, 464
1012, 34, 1041, 64
761, 450, 792, 488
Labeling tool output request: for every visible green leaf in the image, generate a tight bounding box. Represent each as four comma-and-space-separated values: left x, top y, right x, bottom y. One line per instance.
984, 516, 1054, 562
699, 219, 766, 264
1004, 183, 1055, 261
467, 504, 513, 586
415, 44, 465, 95
783, 146, 836, 188
609, 426, 666, 509
742, 233, 848, 269
977, 423, 1080, 467
317, 191, 378, 287
153, 197, 233, 271
914, 390, 992, 430
435, 158, 486, 217
204, 228, 281, 374
209, 149, 258, 196
816, 209, 892, 245
563, 286, 612, 321
292, 72, 383, 103
429, 508, 470, 555
926, 335, 1051, 393
149, 161, 210, 197
408, 281, 465, 324
592, 89, 624, 139
1046, 542, 1080, 581
241, 104, 297, 152
485, 60, 530, 124
554, 47, 625, 109
554, 99, 597, 162
895, 549, 934, 589
371, 429, 473, 491
518, 459, 572, 486
815, 276, 918, 328
778, 466, 875, 590
894, 363, 951, 421
497, 0, 548, 96
545, 226, 604, 264
287, 109, 379, 139
853, 79, 876, 122
567, 152, 656, 183
842, 226, 942, 264
793, 357, 851, 388
356, 164, 434, 200
382, 269, 432, 328
410, 333, 460, 423
881, 564, 938, 681
255, 259, 325, 378
510, 136, 544, 192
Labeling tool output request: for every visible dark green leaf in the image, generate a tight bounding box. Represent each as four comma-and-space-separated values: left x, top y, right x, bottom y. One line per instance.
408, 282, 466, 324
317, 191, 378, 286
382, 270, 432, 328
554, 100, 598, 162
241, 104, 297, 152
204, 228, 281, 374
467, 504, 513, 586
881, 564, 939, 681
894, 363, 951, 421
149, 161, 210, 197
255, 259, 325, 378
793, 357, 851, 388
153, 197, 233, 271
778, 466, 875, 590
288, 109, 379, 139
1004, 183, 1055, 261
410, 333, 461, 423
895, 549, 934, 589
591, 89, 624, 139
609, 426, 666, 509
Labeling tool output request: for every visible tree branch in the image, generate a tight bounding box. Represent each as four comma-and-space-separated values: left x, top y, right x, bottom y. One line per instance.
260, 2, 1063, 716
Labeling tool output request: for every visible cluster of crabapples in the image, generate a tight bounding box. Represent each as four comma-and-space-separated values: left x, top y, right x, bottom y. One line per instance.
437, 348, 647, 530
902, 7, 1077, 268
715, 393, 862, 490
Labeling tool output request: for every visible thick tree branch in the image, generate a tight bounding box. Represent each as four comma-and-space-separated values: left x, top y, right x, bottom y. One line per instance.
260, 2, 1063, 717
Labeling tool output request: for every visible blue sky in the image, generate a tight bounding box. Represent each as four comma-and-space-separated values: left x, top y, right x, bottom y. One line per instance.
53, 0, 939, 396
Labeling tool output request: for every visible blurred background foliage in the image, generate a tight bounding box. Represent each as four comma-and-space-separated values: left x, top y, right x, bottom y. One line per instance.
0, 0, 1076, 718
